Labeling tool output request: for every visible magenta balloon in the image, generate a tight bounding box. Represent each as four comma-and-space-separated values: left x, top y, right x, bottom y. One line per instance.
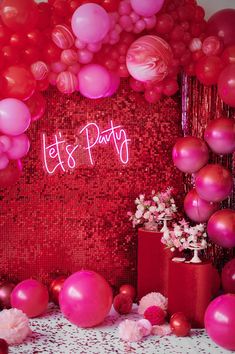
130, 0, 164, 17
222, 258, 235, 294
78, 64, 111, 99
6, 134, 30, 160
184, 188, 219, 222
218, 64, 235, 108
103, 72, 120, 97
172, 136, 209, 173
126, 35, 173, 83
207, 209, 235, 248
11, 279, 49, 318
206, 9, 235, 47
205, 294, 235, 350
59, 270, 113, 328
195, 164, 233, 202
71, 4, 110, 44
204, 117, 235, 154
0, 98, 31, 136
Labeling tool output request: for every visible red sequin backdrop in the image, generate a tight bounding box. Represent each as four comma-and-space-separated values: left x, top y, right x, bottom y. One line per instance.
0, 81, 183, 288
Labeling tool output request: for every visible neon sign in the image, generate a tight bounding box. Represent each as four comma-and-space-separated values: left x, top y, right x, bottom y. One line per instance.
42, 120, 130, 174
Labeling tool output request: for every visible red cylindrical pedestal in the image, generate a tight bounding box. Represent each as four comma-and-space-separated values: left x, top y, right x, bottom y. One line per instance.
137, 228, 173, 300
168, 260, 213, 328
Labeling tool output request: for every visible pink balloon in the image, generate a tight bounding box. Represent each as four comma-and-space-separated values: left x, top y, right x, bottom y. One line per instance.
130, 0, 164, 17
204, 117, 235, 154
11, 279, 49, 318
206, 9, 235, 47
59, 270, 113, 328
195, 164, 233, 202
126, 35, 173, 82
184, 188, 219, 223
87, 42, 102, 53
144, 16, 157, 30
52, 25, 74, 49
50, 61, 67, 74
56, 71, 78, 94
72, 4, 110, 44
218, 64, 235, 108
68, 63, 80, 75
172, 136, 209, 173
104, 72, 120, 97
7, 134, 30, 160
61, 49, 78, 66
222, 258, 235, 294
0, 98, 31, 136
0, 135, 12, 152
77, 49, 93, 64
0, 153, 9, 170
207, 209, 235, 248
78, 64, 111, 99
31, 61, 49, 81
205, 294, 235, 350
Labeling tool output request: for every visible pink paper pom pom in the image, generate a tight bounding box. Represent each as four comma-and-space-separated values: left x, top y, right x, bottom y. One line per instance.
152, 324, 172, 336
144, 305, 166, 325
137, 319, 152, 337
118, 319, 143, 342
0, 308, 31, 345
138, 292, 168, 315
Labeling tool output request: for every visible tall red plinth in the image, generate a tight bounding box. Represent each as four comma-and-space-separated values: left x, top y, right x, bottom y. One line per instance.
137, 228, 173, 300
168, 260, 213, 328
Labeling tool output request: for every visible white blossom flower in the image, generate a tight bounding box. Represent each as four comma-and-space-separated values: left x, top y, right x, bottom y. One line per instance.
143, 211, 150, 220
137, 204, 145, 212
135, 210, 143, 219
149, 206, 157, 212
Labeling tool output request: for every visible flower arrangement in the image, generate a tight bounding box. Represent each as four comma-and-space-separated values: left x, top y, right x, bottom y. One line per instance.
128, 187, 177, 228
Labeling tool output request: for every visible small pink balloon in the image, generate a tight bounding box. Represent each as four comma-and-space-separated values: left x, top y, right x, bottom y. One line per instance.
87, 42, 102, 53
222, 258, 235, 294
126, 35, 173, 82
205, 294, 235, 350
78, 64, 111, 99
144, 16, 157, 30
184, 188, 219, 223
59, 270, 113, 328
189, 38, 202, 52
61, 49, 78, 66
119, 15, 133, 30
195, 164, 233, 202
172, 136, 209, 173
50, 61, 67, 74
204, 117, 235, 154
103, 72, 120, 97
52, 25, 74, 49
77, 49, 93, 64
130, 11, 140, 23
72, 4, 110, 44
0, 135, 12, 152
56, 71, 78, 94
202, 36, 223, 56
75, 38, 86, 50
7, 134, 30, 160
31, 61, 49, 81
11, 279, 49, 318
207, 209, 235, 248
48, 72, 58, 86
133, 19, 146, 33
119, 1, 132, 15
68, 63, 80, 75
0, 153, 9, 170
0, 98, 31, 136
130, 0, 164, 17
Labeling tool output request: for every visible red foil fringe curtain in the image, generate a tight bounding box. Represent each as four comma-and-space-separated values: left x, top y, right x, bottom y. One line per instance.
182, 74, 235, 268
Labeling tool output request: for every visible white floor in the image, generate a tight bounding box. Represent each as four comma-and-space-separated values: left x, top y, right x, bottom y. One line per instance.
10, 304, 231, 354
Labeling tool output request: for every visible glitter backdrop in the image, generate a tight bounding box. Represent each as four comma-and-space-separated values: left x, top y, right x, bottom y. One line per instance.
0, 81, 183, 288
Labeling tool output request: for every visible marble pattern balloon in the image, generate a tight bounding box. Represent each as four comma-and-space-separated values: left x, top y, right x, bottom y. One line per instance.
52, 25, 74, 50
56, 71, 78, 94
61, 49, 78, 66
31, 61, 49, 81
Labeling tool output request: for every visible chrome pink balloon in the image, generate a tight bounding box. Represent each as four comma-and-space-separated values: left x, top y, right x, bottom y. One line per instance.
130, 0, 164, 17
126, 35, 173, 83
59, 270, 113, 328
204, 117, 235, 154
207, 209, 235, 248
205, 294, 235, 351
52, 25, 74, 49
184, 188, 219, 222
172, 136, 209, 173
195, 164, 233, 202
7, 134, 30, 160
11, 279, 49, 318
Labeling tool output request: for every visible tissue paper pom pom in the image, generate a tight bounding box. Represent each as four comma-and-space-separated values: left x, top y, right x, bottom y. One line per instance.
0, 308, 31, 345
137, 319, 152, 336
113, 293, 133, 314
144, 305, 166, 325
152, 324, 172, 336
138, 292, 168, 315
118, 319, 143, 342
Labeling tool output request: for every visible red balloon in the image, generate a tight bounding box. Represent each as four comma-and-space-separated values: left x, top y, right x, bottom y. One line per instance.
170, 312, 191, 337
144, 89, 161, 103
207, 209, 235, 248
218, 64, 235, 108
0, 25, 11, 46
27, 29, 44, 48
0, 160, 22, 188
204, 117, 235, 154
206, 9, 235, 47
195, 56, 223, 86
25, 91, 46, 122
2, 45, 20, 65
172, 136, 209, 173
21, 46, 40, 65
10, 33, 26, 48
184, 188, 219, 223
0, 339, 8, 354
113, 293, 132, 314
195, 164, 233, 202
1, 65, 36, 100
221, 45, 235, 65
43, 41, 61, 63
0, 0, 39, 32
37, 2, 51, 30
119, 284, 136, 300
163, 78, 179, 96
222, 258, 235, 294
49, 276, 67, 305
102, 0, 120, 12
0, 282, 15, 309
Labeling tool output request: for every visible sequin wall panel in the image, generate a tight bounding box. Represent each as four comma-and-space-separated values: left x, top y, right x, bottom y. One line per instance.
0, 81, 183, 288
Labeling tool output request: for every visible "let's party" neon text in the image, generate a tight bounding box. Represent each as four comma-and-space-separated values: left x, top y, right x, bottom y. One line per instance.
42, 121, 130, 174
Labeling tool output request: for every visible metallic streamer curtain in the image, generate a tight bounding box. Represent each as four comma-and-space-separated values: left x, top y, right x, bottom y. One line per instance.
182, 74, 235, 269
